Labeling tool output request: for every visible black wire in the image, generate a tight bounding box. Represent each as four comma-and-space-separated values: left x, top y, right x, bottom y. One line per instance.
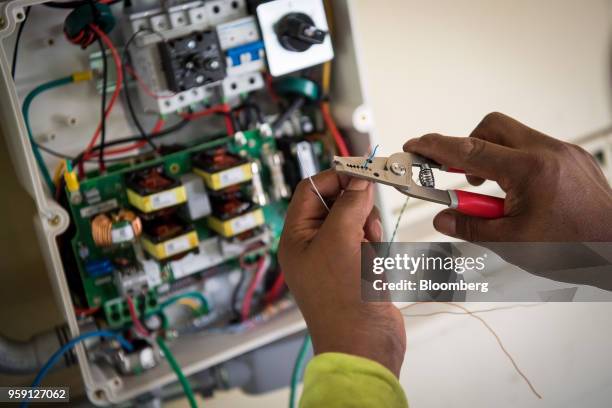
122, 29, 164, 152
94, 33, 108, 170
36, 117, 190, 164
10, 6, 31, 80
271, 97, 305, 133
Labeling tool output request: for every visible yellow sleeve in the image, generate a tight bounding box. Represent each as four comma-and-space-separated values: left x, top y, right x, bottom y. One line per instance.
300, 352, 408, 408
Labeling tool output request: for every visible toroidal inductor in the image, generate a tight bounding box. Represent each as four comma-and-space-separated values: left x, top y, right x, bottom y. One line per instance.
91, 209, 142, 247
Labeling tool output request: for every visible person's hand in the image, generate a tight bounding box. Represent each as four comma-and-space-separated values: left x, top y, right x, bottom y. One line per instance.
404, 112, 612, 242
278, 170, 406, 377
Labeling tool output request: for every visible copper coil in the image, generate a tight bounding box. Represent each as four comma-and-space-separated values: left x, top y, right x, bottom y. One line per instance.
91, 209, 142, 247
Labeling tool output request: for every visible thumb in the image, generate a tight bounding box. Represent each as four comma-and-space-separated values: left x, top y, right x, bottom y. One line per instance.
320, 178, 374, 240
433, 209, 500, 241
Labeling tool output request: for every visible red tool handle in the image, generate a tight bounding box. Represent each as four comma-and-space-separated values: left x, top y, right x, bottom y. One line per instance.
450, 190, 505, 219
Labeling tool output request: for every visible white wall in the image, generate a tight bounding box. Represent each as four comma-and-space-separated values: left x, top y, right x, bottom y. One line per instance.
350, 0, 612, 239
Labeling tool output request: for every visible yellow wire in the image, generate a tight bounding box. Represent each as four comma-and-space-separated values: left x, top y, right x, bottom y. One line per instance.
53, 160, 67, 187
322, 0, 334, 96
177, 298, 201, 315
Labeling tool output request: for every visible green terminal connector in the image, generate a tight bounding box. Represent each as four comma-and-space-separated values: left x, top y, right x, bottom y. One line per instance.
103, 291, 158, 329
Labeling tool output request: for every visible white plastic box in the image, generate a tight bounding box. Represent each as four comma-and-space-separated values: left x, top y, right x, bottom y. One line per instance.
0, 0, 382, 404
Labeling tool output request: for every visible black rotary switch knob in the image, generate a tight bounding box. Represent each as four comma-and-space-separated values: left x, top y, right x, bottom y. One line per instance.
275, 12, 328, 52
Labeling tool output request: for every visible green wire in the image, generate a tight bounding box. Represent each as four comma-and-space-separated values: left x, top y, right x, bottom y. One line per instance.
289, 334, 311, 408
22, 75, 74, 193
156, 336, 198, 408
160, 291, 210, 315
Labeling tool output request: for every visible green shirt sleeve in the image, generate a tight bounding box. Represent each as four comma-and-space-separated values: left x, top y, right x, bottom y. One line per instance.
300, 352, 408, 408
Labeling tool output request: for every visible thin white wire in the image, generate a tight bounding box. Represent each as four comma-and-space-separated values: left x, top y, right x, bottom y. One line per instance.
309, 176, 330, 212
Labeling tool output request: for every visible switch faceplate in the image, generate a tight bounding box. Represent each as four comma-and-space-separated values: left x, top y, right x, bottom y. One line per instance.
256, 0, 334, 77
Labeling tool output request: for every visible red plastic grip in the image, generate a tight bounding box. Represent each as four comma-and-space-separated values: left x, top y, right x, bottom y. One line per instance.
452, 190, 505, 219
443, 167, 465, 174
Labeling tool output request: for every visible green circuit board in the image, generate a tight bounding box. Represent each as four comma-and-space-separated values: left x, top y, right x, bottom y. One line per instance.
67, 130, 288, 313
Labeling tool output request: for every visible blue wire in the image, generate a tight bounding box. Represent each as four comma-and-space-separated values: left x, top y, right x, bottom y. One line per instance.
363, 144, 379, 168
21, 330, 132, 408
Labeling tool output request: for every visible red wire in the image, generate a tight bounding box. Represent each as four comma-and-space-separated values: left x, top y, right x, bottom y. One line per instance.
264, 271, 286, 305
74, 306, 100, 317
321, 101, 350, 156
125, 65, 175, 100
241, 256, 267, 321
79, 24, 124, 175
126, 296, 149, 337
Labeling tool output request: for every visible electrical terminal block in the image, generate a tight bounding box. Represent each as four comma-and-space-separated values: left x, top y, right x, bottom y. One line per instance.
158, 30, 227, 93
141, 217, 199, 261
192, 149, 253, 191
125, 0, 247, 42
103, 291, 159, 329
221, 71, 264, 98
126, 166, 187, 213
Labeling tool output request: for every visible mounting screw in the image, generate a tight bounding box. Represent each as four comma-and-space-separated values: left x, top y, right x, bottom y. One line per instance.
0, 16, 5, 29
390, 162, 406, 176
49, 214, 61, 226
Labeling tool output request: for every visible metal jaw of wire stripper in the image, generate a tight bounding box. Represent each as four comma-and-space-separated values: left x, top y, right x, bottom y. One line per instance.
333, 152, 505, 219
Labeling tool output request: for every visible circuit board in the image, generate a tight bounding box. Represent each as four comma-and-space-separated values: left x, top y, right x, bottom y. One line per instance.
67, 129, 289, 327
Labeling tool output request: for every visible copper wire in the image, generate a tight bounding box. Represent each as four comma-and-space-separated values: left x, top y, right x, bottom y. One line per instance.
91, 209, 142, 247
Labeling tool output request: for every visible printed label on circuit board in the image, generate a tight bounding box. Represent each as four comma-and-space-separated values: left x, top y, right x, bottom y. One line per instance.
127, 186, 187, 213
80, 198, 119, 218
208, 207, 264, 237
142, 230, 199, 260
111, 224, 136, 243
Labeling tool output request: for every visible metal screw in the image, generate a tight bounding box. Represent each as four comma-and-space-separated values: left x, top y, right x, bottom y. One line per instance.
49, 214, 61, 226
0, 16, 5, 29
187, 39, 196, 49
390, 162, 406, 176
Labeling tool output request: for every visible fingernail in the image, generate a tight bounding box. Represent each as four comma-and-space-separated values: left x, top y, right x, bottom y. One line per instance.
434, 212, 456, 235
346, 178, 370, 191
373, 219, 383, 242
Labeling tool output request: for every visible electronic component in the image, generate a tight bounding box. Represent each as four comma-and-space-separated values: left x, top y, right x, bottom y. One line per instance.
103, 292, 159, 329
193, 149, 253, 191
277, 138, 321, 190
90, 210, 142, 247
85, 259, 114, 278
113, 341, 159, 375
158, 30, 226, 92
256, 0, 334, 76
208, 198, 264, 237
180, 173, 213, 220
263, 151, 291, 200
126, 166, 187, 213
114, 264, 149, 297
141, 217, 199, 261
250, 161, 268, 205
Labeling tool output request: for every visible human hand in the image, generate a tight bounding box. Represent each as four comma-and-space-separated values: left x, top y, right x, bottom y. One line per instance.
404, 112, 612, 242
278, 170, 406, 377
